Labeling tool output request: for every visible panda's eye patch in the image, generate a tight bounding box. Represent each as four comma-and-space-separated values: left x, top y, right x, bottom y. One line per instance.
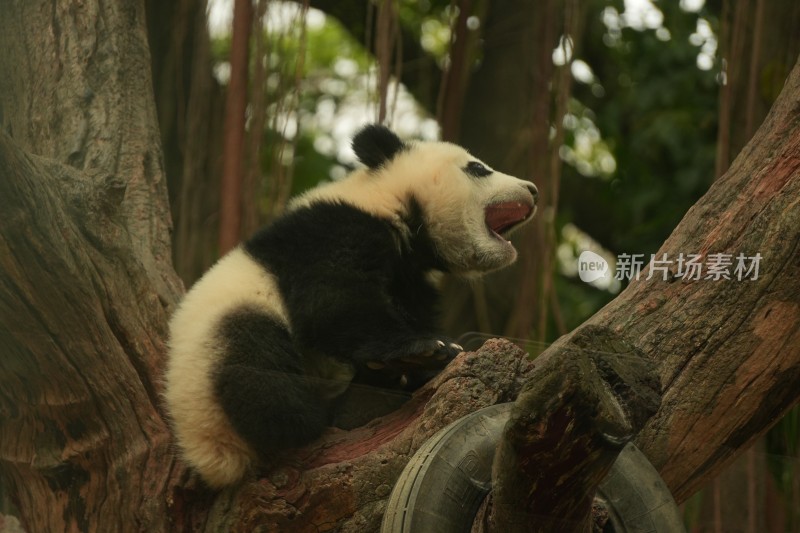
464, 161, 493, 178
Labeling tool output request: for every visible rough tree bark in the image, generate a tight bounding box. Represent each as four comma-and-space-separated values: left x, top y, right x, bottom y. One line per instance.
0, 1, 184, 530
483, 328, 661, 532
1, 1, 800, 532
700, 1, 800, 527
608, 53, 800, 501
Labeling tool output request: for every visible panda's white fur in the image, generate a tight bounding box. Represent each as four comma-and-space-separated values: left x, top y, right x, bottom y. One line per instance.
165, 249, 288, 487
165, 126, 537, 488
166, 249, 359, 487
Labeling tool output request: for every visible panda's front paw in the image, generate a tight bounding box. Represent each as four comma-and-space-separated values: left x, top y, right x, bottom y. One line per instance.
420, 339, 464, 361
367, 337, 463, 370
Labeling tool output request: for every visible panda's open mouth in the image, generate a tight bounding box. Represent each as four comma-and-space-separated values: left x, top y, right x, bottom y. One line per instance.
485, 201, 534, 240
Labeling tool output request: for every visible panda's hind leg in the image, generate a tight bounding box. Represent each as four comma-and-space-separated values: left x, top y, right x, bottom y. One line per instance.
214, 308, 328, 452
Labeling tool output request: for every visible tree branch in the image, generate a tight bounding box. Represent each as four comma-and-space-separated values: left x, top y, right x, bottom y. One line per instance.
589, 55, 800, 502
487, 326, 660, 532
196, 339, 535, 532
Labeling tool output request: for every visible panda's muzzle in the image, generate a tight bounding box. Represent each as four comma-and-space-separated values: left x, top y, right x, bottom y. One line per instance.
484, 200, 535, 239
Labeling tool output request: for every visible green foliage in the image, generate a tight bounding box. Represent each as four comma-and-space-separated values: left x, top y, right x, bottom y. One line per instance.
289, 133, 339, 196
397, 0, 458, 63
571, 0, 718, 254
296, 12, 372, 76
554, 275, 617, 333
554, 0, 719, 333
211, 7, 376, 201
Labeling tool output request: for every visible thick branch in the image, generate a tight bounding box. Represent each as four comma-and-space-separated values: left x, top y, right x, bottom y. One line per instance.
584, 55, 800, 501
194, 339, 535, 532
487, 326, 660, 532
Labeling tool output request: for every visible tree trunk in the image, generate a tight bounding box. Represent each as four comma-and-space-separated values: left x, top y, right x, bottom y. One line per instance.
600, 53, 800, 502
696, 1, 800, 527
0, 0, 184, 530
218, 0, 253, 254
2, 0, 800, 531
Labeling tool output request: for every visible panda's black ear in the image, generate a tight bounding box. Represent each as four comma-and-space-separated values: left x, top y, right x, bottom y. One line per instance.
352, 124, 407, 170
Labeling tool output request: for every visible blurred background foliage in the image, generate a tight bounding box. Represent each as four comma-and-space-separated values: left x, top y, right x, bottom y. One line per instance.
145, 0, 800, 530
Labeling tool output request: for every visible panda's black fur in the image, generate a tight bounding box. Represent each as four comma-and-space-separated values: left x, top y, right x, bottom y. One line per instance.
222, 202, 451, 445
165, 125, 537, 488
351, 123, 409, 169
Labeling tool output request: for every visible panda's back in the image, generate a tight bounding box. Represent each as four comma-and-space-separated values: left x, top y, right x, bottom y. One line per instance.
168, 247, 289, 361
168, 201, 401, 379
244, 201, 404, 286
243, 201, 441, 356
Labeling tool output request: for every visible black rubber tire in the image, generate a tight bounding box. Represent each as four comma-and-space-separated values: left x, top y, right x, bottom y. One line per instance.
381, 403, 685, 533
595, 444, 686, 532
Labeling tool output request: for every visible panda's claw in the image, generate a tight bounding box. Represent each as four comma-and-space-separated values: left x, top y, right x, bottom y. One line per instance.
374, 337, 462, 370
426, 339, 463, 362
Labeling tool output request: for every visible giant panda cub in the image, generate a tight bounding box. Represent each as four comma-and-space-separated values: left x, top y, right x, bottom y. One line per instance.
165, 124, 538, 488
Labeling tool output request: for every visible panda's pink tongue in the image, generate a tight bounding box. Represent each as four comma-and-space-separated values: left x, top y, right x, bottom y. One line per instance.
485, 202, 532, 235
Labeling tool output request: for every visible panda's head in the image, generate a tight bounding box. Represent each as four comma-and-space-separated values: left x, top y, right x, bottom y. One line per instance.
296, 125, 538, 275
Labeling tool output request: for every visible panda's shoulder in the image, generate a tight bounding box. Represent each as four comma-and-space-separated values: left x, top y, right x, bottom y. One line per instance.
265, 201, 395, 241
246, 201, 402, 266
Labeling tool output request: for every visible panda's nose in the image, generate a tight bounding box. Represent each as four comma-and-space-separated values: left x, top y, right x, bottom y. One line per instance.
525, 182, 539, 205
